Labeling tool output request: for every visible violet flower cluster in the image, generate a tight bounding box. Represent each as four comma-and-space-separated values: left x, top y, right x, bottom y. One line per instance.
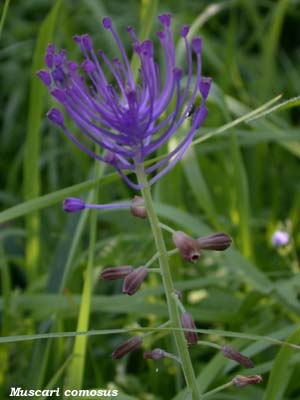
38, 14, 211, 189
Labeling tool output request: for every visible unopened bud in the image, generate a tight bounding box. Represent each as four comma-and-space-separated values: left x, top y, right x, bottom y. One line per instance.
172, 231, 201, 263
181, 312, 198, 345
63, 197, 86, 212
143, 348, 166, 360
232, 375, 263, 388
122, 266, 148, 295
197, 232, 232, 251
130, 195, 147, 219
112, 336, 142, 359
100, 266, 133, 280
221, 345, 253, 368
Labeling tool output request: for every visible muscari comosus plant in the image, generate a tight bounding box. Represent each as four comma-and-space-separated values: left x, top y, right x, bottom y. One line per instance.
38, 14, 262, 399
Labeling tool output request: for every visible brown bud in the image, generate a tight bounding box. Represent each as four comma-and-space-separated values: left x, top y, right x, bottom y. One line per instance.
231, 374, 263, 388
143, 348, 166, 360
122, 266, 148, 295
221, 345, 254, 368
174, 289, 182, 300
196, 232, 232, 251
112, 336, 142, 359
181, 312, 198, 345
172, 231, 201, 263
130, 195, 147, 219
100, 266, 133, 280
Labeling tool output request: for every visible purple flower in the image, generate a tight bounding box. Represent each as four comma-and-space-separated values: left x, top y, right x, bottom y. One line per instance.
172, 231, 201, 263
272, 230, 289, 247
38, 14, 211, 188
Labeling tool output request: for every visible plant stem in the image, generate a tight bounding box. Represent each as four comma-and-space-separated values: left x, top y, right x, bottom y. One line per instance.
135, 164, 201, 400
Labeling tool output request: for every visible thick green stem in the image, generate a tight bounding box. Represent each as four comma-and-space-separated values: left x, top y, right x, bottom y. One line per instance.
135, 164, 201, 400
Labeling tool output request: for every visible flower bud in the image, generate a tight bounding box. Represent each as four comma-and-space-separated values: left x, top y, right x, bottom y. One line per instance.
181, 312, 198, 345
231, 375, 263, 388
63, 197, 86, 212
172, 231, 201, 263
122, 266, 148, 295
130, 195, 147, 219
143, 348, 166, 360
112, 336, 142, 359
221, 345, 253, 368
100, 266, 133, 280
196, 232, 232, 251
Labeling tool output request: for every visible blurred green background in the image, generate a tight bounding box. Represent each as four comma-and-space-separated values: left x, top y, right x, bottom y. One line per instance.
1, 0, 300, 399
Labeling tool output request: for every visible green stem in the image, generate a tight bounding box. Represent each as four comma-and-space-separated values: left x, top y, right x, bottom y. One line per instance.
135, 164, 201, 400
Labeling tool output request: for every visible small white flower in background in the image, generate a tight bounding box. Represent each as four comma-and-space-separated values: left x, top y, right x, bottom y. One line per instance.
271, 230, 289, 247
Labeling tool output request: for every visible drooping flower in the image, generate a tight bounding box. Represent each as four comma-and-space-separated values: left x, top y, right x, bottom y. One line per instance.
172, 231, 201, 263
38, 14, 211, 189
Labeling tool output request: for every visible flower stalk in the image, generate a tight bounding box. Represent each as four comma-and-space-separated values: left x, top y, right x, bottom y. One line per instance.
135, 163, 201, 400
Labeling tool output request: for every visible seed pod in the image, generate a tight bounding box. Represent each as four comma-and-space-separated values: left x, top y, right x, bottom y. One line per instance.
122, 266, 148, 295
196, 232, 232, 251
231, 375, 263, 388
112, 336, 142, 359
221, 345, 254, 368
181, 312, 198, 345
100, 266, 133, 280
172, 231, 201, 263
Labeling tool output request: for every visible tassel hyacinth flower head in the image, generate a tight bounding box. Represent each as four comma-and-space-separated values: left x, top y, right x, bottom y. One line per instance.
38, 14, 211, 189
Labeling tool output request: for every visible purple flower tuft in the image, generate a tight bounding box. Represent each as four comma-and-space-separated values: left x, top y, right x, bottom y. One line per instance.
41, 15, 211, 188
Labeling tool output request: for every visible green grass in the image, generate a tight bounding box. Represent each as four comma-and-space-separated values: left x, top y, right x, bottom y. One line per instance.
1, 0, 300, 399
